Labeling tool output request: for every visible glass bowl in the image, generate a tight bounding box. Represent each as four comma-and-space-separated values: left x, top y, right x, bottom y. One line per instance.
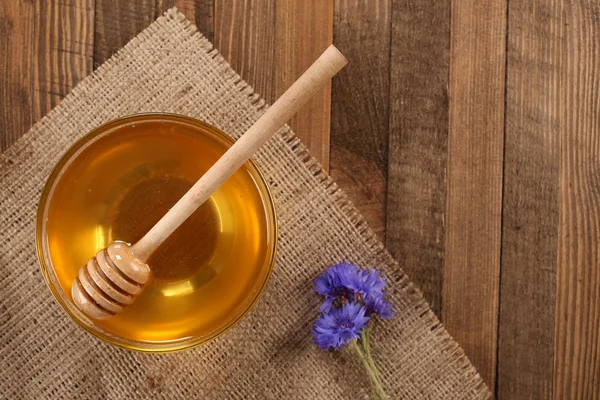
36, 114, 277, 352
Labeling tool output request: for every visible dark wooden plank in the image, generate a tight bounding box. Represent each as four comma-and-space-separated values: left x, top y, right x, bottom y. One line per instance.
496, 1, 561, 398
94, 0, 214, 67
33, 0, 95, 123
330, 0, 390, 241
0, 0, 35, 151
214, 0, 276, 103
175, 0, 214, 42
442, 0, 507, 389
555, 1, 600, 398
386, 0, 450, 317
0, 0, 95, 152
94, 0, 175, 67
274, 1, 333, 169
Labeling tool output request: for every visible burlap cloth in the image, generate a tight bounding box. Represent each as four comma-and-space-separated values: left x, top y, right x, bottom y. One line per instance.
0, 8, 489, 399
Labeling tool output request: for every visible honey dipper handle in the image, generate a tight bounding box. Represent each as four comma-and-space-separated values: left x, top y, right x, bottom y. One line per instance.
131, 45, 347, 261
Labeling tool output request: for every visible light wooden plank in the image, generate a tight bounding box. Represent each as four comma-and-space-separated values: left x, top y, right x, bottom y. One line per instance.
214, 0, 276, 103
0, 0, 35, 151
274, 0, 333, 169
496, 1, 561, 398
330, 0, 390, 241
443, 0, 507, 389
214, 1, 332, 168
386, 0, 451, 316
555, 1, 600, 398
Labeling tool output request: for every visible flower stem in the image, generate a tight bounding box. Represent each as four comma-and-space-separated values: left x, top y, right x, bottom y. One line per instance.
362, 329, 384, 386
350, 340, 388, 399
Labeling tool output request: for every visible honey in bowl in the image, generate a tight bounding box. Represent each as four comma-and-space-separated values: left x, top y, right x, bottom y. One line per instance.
37, 114, 277, 351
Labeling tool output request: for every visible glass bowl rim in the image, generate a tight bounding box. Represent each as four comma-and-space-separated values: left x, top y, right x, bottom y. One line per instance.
35, 112, 278, 353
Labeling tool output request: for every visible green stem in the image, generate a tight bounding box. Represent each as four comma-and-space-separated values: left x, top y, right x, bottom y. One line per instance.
350, 340, 388, 400
362, 329, 384, 386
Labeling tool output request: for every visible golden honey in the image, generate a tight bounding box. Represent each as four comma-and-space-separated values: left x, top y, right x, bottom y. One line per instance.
37, 114, 276, 351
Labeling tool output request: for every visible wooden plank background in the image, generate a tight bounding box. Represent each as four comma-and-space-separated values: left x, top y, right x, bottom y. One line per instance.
1, 0, 599, 398
444, 0, 506, 387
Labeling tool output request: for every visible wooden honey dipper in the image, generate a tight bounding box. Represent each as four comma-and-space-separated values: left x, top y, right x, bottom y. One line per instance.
72, 45, 348, 320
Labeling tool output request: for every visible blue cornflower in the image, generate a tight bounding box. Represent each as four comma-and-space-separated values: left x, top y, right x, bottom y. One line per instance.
313, 263, 393, 398
364, 294, 395, 319
340, 267, 387, 300
314, 263, 359, 312
312, 302, 370, 350
315, 263, 393, 319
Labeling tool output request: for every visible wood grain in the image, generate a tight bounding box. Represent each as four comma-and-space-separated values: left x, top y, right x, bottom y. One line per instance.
274, 1, 333, 169
386, 0, 450, 316
94, 0, 174, 67
175, 0, 214, 42
214, 1, 333, 168
443, 0, 507, 389
0, 0, 35, 151
0, 0, 94, 152
94, 0, 213, 68
33, 0, 94, 123
214, 0, 276, 103
330, 0, 390, 241
555, 1, 600, 398
496, 1, 561, 398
